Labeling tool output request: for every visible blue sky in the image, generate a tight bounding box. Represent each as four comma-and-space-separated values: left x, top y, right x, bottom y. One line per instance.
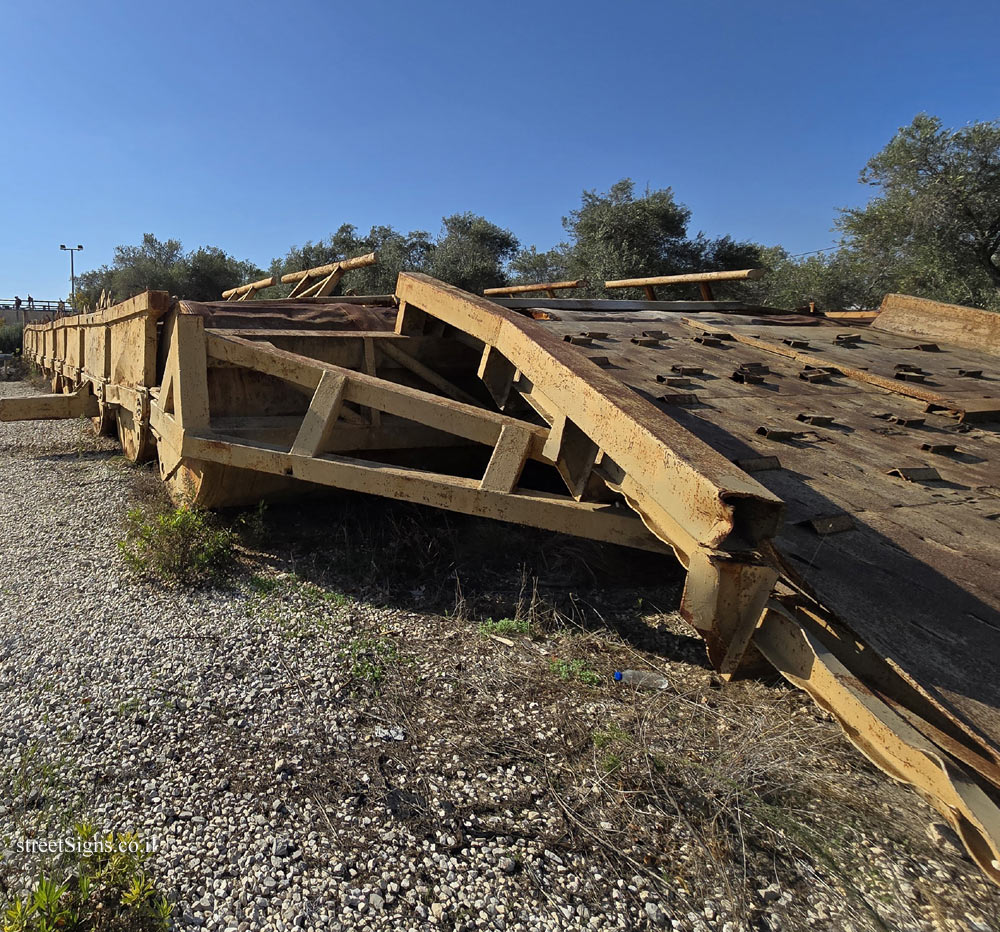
1, 0, 995, 299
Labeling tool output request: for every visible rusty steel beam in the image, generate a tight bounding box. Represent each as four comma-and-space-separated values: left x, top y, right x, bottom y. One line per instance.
395, 273, 783, 560
0, 384, 99, 421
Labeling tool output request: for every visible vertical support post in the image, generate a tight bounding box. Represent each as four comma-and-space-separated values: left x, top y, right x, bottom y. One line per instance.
395, 300, 430, 335
480, 423, 532, 493
362, 337, 381, 426
291, 371, 347, 456
680, 550, 779, 677
542, 415, 599, 500
477, 345, 516, 408
174, 313, 211, 430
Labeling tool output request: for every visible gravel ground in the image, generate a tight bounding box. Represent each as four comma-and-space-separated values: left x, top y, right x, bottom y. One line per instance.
0, 378, 999, 932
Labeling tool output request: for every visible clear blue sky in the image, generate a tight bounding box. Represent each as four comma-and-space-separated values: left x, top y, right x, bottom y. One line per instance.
1, 0, 995, 300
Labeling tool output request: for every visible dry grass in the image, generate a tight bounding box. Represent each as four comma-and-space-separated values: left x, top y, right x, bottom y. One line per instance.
226, 491, 1000, 930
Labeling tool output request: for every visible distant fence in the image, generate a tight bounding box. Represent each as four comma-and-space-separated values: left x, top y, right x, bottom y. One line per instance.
0, 300, 65, 326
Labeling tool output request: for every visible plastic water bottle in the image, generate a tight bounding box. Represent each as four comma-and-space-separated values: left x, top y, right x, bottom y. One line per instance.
613, 670, 670, 690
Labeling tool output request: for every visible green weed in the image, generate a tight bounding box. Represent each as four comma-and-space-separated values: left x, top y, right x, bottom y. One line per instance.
477, 617, 531, 637
593, 723, 630, 750
2, 822, 170, 931
339, 635, 403, 685
549, 658, 602, 687
118, 505, 234, 586
600, 752, 623, 775
247, 573, 351, 639
234, 501, 268, 544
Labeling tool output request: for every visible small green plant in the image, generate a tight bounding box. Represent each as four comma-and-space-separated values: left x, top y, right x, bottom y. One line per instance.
549, 658, 602, 687
248, 573, 281, 596
250, 573, 349, 606
247, 573, 351, 638
600, 751, 623, 775
594, 723, 630, 776
118, 504, 234, 585
339, 635, 403, 685
477, 617, 531, 637
235, 500, 268, 544
316, 587, 350, 608
2, 822, 170, 931
116, 696, 142, 719
593, 723, 630, 750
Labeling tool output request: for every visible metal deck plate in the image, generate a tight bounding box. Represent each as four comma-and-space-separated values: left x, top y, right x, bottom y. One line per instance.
537, 310, 1000, 756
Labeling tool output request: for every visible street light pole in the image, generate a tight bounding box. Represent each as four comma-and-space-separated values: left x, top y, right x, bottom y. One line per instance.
59, 244, 84, 307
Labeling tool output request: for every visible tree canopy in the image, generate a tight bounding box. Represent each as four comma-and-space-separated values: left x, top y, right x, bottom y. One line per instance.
74, 234, 261, 308
426, 213, 519, 295
509, 180, 764, 299
754, 115, 1000, 311
835, 114, 1000, 310
267, 214, 518, 299
72, 116, 1000, 313
268, 224, 434, 297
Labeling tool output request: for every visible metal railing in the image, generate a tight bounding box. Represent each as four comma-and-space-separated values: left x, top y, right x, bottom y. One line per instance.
0, 299, 68, 311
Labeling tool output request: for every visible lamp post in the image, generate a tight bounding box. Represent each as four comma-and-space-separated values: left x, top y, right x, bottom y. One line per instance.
60, 244, 83, 308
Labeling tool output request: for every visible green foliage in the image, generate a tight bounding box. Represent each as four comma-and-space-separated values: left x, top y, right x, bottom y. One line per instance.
269, 183, 762, 301
751, 115, 1000, 311
234, 500, 268, 545
600, 751, 623, 774
688, 233, 770, 300
248, 573, 282, 596
118, 505, 235, 586
426, 213, 519, 294
549, 657, 601, 686
742, 245, 877, 310
270, 223, 364, 283
247, 572, 351, 639
562, 179, 693, 293
509, 245, 572, 286
0, 324, 22, 354
184, 246, 260, 301
510, 179, 763, 299
352, 225, 434, 294
74, 234, 262, 308
76, 118, 1000, 314
477, 617, 531, 637
339, 635, 403, 685
2, 822, 170, 931
836, 114, 1000, 310
269, 214, 518, 298
267, 222, 434, 297
593, 723, 629, 750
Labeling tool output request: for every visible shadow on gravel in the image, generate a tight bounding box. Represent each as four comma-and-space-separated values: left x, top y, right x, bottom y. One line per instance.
231, 491, 710, 668
34, 449, 120, 463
